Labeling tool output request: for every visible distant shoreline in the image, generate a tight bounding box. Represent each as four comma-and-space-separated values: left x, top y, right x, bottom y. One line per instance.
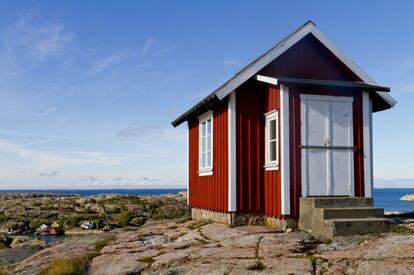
0, 188, 187, 196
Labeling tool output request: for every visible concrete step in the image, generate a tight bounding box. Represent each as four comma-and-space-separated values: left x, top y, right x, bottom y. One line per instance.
301, 197, 373, 209
322, 207, 384, 219
327, 218, 394, 237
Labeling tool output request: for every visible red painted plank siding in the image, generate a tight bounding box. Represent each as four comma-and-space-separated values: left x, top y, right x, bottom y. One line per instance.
236, 81, 263, 214
288, 87, 365, 218
188, 98, 228, 212
263, 85, 282, 218
259, 34, 361, 81
236, 81, 282, 217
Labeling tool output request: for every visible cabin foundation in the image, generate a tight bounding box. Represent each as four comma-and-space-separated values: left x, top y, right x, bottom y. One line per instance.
191, 208, 297, 230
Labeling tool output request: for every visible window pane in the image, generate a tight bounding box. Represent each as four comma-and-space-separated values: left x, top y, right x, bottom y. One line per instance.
201, 137, 206, 153
202, 122, 206, 137
201, 152, 206, 167
207, 135, 212, 151
207, 119, 212, 135
269, 119, 276, 140
207, 151, 211, 167
270, 140, 276, 161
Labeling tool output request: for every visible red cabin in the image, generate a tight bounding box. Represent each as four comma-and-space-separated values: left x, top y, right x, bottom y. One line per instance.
172, 21, 396, 229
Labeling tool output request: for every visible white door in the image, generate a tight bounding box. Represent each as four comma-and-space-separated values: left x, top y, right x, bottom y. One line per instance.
301, 94, 354, 197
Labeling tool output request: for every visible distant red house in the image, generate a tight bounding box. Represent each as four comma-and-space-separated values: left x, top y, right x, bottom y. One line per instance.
172, 21, 396, 228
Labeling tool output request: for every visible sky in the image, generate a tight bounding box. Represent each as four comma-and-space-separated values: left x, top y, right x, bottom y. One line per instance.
0, 1, 413, 189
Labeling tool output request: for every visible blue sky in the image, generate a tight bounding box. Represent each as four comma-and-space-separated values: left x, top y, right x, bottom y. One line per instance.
0, 1, 413, 189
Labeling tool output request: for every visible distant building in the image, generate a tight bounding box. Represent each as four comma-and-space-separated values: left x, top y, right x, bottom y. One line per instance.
80, 221, 94, 230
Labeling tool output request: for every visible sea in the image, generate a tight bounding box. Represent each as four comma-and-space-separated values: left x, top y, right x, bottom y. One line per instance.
1, 188, 414, 213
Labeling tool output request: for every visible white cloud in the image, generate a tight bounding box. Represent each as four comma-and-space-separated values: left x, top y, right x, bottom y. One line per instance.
9, 15, 73, 62
224, 57, 240, 66
118, 125, 162, 138
17, 138, 57, 148
0, 138, 120, 168
39, 171, 59, 178
91, 49, 135, 73
142, 37, 154, 55
39, 106, 59, 116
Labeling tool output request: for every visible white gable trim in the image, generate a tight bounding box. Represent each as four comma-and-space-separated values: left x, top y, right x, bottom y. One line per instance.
214, 22, 395, 109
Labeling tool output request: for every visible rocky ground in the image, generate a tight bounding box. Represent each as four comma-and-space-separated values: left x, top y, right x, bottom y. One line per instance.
0, 219, 413, 274
0, 192, 189, 232
1, 193, 414, 274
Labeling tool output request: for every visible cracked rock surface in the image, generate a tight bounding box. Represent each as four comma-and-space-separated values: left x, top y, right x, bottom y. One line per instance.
7, 219, 414, 274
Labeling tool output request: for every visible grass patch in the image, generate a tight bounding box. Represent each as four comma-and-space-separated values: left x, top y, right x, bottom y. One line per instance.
390, 225, 414, 234
40, 253, 96, 275
0, 267, 7, 275
196, 238, 209, 245
95, 236, 116, 253
248, 260, 266, 271
139, 256, 156, 265
0, 243, 8, 250
177, 214, 192, 223
186, 220, 211, 230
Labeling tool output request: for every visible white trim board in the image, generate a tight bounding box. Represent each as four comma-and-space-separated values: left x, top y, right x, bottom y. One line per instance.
362, 92, 373, 198
280, 85, 290, 215
228, 91, 237, 212
255, 75, 278, 86
186, 122, 190, 205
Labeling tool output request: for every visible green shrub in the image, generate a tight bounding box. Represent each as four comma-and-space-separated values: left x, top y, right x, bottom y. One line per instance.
187, 220, 210, 230
40, 254, 96, 275
67, 216, 83, 228
0, 242, 8, 250
248, 260, 266, 271
95, 236, 116, 253
118, 211, 134, 227
0, 213, 8, 223
29, 219, 49, 230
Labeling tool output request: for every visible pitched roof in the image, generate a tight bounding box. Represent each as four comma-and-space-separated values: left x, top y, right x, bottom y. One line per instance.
172, 21, 396, 127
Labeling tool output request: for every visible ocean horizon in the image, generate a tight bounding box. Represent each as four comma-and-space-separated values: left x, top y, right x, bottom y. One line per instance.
1, 187, 413, 213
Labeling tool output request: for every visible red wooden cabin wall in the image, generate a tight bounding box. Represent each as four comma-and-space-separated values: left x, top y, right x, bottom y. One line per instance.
188, 98, 228, 212
236, 81, 282, 218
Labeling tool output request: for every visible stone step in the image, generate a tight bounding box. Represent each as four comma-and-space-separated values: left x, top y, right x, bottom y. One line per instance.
322, 207, 384, 219
301, 197, 373, 209
327, 218, 393, 237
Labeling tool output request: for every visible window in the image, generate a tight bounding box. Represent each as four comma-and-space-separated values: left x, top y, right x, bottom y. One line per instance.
265, 110, 279, 170
199, 111, 213, 175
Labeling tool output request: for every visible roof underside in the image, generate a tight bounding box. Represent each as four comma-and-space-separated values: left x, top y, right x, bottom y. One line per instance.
172, 21, 396, 127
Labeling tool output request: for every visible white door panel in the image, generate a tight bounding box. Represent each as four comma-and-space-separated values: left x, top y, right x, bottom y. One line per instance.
306, 100, 328, 146
301, 94, 354, 197
306, 149, 329, 196
330, 101, 353, 147
331, 150, 352, 195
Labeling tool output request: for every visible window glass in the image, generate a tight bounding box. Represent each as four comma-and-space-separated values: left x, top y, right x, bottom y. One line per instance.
265, 111, 279, 167
199, 113, 213, 172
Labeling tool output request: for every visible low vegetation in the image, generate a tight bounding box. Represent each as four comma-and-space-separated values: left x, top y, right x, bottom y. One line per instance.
0, 192, 190, 233
187, 220, 211, 230
40, 235, 117, 275
248, 260, 266, 271
39, 254, 96, 275
390, 224, 414, 234
94, 236, 116, 253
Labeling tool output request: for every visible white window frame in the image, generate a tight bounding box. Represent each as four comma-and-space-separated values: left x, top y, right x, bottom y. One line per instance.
264, 110, 279, 171
198, 111, 213, 176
